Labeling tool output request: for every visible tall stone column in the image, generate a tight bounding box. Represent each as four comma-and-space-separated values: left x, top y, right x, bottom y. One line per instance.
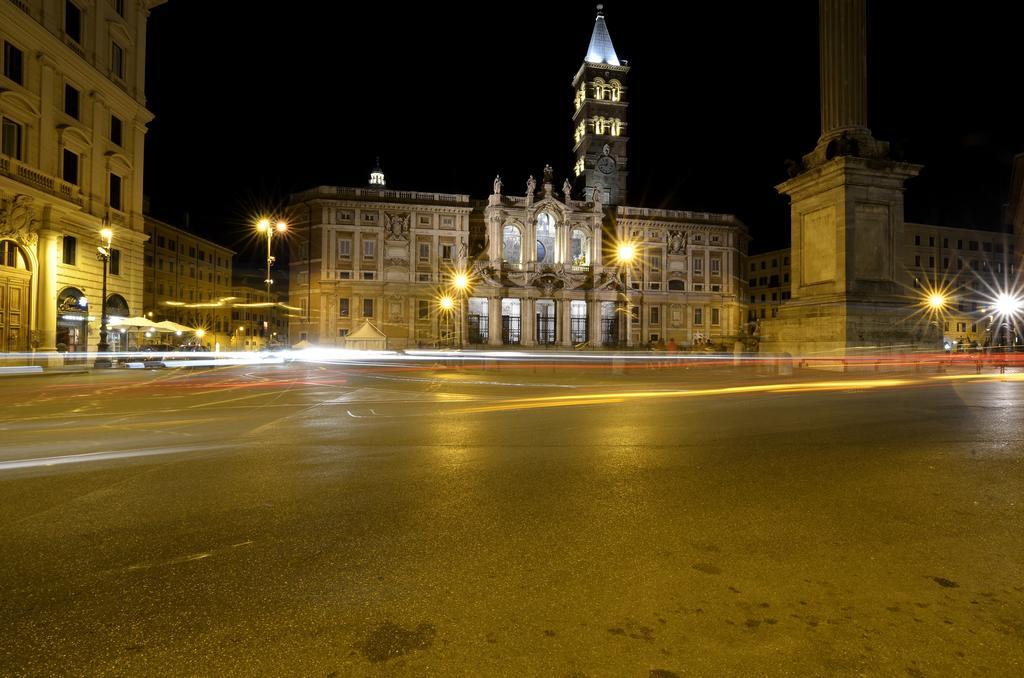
818, 0, 869, 143
35, 230, 60, 353
488, 295, 503, 345
521, 298, 535, 347
559, 299, 572, 347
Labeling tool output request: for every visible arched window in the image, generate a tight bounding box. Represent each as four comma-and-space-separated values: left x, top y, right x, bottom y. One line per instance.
608, 79, 622, 102
0, 240, 30, 270
535, 212, 556, 264
593, 77, 605, 100
502, 224, 522, 263
105, 293, 129, 319
570, 228, 590, 266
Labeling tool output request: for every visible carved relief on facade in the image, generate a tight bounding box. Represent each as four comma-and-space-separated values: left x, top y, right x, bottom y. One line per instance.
667, 229, 687, 254
0, 195, 40, 249
385, 213, 410, 240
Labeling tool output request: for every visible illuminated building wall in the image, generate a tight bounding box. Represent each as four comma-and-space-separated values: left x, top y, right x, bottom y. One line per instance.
0, 0, 164, 354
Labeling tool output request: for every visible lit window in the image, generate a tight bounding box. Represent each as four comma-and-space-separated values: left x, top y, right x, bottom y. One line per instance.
536, 212, 555, 264
362, 239, 375, 258
570, 228, 590, 266
338, 239, 352, 258
502, 224, 522, 263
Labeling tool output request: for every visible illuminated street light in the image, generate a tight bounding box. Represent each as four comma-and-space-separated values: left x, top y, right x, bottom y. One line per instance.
993, 292, 1023, 317
927, 292, 947, 311
438, 294, 455, 347
613, 240, 638, 349
450, 270, 471, 349
256, 217, 286, 351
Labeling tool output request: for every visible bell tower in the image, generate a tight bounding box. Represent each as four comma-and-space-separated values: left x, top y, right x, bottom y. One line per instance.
572, 5, 629, 206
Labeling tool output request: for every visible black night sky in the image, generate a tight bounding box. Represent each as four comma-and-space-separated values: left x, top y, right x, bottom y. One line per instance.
143, 1, 1023, 262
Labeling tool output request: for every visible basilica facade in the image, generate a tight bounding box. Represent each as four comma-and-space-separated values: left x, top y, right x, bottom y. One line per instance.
286, 9, 749, 349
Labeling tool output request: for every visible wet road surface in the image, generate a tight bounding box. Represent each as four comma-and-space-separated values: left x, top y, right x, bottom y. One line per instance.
0, 361, 1022, 676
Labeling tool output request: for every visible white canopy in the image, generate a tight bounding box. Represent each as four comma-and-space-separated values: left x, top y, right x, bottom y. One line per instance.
154, 320, 196, 333
344, 321, 387, 350
108, 316, 158, 328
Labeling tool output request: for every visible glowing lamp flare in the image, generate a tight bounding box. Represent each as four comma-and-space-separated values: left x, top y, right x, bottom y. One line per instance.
438, 295, 455, 311
257, 218, 271, 232
994, 293, 1023, 317
452, 272, 470, 290
616, 242, 637, 264
276, 221, 287, 232
927, 293, 947, 310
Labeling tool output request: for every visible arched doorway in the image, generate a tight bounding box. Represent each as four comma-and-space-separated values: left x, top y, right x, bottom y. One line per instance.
0, 240, 31, 352
105, 294, 130, 351
57, 287, 89, 355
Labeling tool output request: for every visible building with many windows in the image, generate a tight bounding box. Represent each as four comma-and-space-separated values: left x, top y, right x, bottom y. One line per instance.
287, 183, 475, 347
287, 9, 749, 349
1, 0, 163, 356
142, 215, 234, 348
746, 249, 791, 327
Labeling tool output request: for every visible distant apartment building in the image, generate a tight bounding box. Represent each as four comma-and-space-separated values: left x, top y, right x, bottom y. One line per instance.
231, 267, 287, 350
745, 249, 791, 328
142, 215, 234, 348
749, 224, 1015, 347
1, 0, 163, 355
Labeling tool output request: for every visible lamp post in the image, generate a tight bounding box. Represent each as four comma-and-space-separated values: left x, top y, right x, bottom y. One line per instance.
438, 294, 455, 347
257, 218, 287, 350
451, 271, 470, 349
94, 225, 113, 368
614, 242, 637, 350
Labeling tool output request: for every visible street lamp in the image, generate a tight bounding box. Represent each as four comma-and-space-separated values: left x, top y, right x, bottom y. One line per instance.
451, 270, 471, 349
614, 241, 637, 349
438, 294, 455, 347
257, 218, 287, 350
94, 225, 114, 368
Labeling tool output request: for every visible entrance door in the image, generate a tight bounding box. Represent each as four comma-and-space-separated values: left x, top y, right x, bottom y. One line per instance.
0, 279, 30, 352
536, 299, 556, 345
0, 240, 31, 353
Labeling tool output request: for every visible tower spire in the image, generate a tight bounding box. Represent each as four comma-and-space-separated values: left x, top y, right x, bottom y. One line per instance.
585, 4, 620, 66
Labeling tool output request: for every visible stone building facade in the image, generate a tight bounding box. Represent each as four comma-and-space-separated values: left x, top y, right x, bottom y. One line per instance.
286, 184, 474, 347
1, 0, 163, 356
286, 11, 748, 350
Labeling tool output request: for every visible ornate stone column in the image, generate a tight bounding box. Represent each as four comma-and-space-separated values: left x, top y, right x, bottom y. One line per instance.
488, 295, 503, 346
35, 229, 60, 352
818, 0, 869, 143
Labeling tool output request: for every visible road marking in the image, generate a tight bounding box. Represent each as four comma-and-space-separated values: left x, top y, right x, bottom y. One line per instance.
0, 442, 239, 471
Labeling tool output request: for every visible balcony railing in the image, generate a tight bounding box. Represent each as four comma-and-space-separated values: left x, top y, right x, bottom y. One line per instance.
0, 153, 85, 207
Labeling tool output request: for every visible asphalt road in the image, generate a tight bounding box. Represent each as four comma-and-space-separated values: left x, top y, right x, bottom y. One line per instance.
0, 360, 1021, 676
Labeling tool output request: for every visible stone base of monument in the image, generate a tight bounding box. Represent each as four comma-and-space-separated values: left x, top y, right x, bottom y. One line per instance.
758, 296, 940, 367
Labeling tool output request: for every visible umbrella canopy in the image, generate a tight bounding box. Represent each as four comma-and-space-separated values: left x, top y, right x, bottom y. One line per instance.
154, 320, 196, 333
109, 316, 158, 328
